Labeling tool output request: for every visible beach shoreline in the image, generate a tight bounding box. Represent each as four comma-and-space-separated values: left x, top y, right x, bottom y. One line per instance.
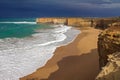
20, 27, 101, 80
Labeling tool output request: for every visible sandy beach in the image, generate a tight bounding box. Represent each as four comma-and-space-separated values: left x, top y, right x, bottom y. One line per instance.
20, 27, 101, 80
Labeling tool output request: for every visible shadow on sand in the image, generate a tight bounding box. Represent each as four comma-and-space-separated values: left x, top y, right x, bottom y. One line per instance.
41, 49, 100, 80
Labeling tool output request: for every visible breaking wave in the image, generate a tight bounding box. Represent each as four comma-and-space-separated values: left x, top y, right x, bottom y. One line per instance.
0, 21, 36, 24
0, 24, 80, 80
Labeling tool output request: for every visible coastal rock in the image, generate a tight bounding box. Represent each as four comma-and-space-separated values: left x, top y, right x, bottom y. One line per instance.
36, 18, 67, 24
111, 22, 120, 26
36, 17, 120, 28
67, 18, 91, 27
36, 17, 92, 27
96, 26, 120, 80
98, 26, 120, 69
96, 52, 120, 80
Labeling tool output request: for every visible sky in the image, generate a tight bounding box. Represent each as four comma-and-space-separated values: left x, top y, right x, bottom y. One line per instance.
0, 0, 120, 18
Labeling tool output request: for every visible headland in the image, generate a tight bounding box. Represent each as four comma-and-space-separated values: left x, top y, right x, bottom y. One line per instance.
20, 17, 120, 80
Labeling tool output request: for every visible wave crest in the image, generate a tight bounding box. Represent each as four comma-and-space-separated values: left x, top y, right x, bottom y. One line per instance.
0, 24, 80, 80
0, 21, 36, 24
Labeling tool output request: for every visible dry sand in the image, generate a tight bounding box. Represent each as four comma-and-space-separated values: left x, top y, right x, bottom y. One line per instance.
20, 27, 101, 80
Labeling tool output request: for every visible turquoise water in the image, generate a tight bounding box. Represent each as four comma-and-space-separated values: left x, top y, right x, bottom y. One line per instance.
0, 18, 52, 38
0, 18, 80, 80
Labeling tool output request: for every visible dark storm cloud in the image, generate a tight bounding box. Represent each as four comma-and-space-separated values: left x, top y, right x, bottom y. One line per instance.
0, 0, 120, 18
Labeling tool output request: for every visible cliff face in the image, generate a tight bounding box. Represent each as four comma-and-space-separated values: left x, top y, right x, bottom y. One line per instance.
96, 52, 120, 80
36, 18, 92, 27
111, 22, 120, 26
67, 18, 91, 27
36, 17, 120, 28
98, 26, 120, 68
36, 18, 67, 24
96, 26, 120, 80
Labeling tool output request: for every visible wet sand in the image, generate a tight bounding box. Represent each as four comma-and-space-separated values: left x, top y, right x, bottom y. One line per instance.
20, 27, 101, 80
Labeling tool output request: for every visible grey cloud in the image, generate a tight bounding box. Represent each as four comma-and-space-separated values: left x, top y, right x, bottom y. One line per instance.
100, 3, 120, 8
102, 0, 112, 3
57, 1, 120, 9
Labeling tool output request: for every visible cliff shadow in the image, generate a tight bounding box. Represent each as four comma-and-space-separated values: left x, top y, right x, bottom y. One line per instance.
41, 49, 100, 80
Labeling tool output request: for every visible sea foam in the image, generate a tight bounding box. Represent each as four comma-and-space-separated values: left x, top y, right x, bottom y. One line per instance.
0, 21, 36, 24
0, 24, 80, 80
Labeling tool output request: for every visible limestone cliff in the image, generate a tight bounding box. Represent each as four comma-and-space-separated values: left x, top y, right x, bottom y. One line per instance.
67, 18, 91, 27
36, 17, 93, 27
36, 18, 67, 24
111, 22, 120, 26
98, 26, 120, 68
96, 52, 120, 80
36, 17, 120, 28
96, 26, 120, 80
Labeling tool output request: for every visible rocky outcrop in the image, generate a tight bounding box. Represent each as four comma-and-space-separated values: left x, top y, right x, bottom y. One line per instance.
36, 18, 67, 24
67, 18, 91, 27
36, 17, 93, 27
96, 26, 120, 80
36, 17, 120, 28
111, 22, 120, 26
98, 26, 120, 68
96, 52, 120, 80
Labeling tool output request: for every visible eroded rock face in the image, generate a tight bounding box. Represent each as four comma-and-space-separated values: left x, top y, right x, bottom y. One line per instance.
97, 26, 120, 80
96, 52, 120, 80
36, 18, 67, 24
67, 18, 91, 27
36, 17, 120, 28
98, 26, 120, 69
36, 17, 92, 27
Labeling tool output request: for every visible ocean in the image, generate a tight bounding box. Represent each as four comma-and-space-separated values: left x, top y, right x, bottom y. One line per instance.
0, 18, 80, 80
